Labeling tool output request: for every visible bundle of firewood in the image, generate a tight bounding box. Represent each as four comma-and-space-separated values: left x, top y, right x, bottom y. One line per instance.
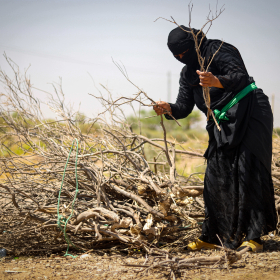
0, 114, 206, 255
0, 57, 206, 256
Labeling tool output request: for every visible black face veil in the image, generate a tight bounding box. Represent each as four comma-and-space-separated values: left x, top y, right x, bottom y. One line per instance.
167, 26, 206, 67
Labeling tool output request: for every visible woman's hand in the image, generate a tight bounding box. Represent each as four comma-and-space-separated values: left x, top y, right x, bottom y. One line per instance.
196, 70, 224, 88
153, 101, 172, 115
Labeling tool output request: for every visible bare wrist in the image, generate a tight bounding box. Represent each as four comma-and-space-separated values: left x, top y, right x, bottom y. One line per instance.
214, 76, 224, 88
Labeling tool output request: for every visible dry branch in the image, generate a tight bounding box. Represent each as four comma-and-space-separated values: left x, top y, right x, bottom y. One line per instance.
155, 2, 225, 131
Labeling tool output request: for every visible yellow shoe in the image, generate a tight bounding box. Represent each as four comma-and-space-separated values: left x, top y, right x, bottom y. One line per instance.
237, 240, 263, 253
187, 239, 217, 251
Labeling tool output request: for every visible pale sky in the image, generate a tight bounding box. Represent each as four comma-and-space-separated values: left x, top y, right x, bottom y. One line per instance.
0, 0, 279, 126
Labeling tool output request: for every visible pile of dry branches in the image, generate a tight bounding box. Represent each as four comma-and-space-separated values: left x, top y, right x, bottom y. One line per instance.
0, 56, 206, 258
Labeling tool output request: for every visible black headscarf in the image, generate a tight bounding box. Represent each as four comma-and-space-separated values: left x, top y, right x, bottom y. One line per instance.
167, 25, 206, 67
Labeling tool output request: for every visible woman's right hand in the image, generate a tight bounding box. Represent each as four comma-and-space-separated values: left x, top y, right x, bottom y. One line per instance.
153, 101, 172, 115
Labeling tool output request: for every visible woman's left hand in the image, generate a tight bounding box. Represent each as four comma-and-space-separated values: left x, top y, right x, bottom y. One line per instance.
196, 70, 224, 88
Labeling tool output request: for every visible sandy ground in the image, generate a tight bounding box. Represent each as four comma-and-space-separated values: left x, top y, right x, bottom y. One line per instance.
1, 236, 280, 280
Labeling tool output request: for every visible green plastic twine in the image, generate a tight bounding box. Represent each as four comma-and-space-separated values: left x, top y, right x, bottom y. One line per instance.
57, 138, 79, 258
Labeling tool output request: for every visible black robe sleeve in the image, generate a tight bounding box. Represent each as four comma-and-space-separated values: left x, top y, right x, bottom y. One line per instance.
165, 66, 195, 120
211, 43, 251, 93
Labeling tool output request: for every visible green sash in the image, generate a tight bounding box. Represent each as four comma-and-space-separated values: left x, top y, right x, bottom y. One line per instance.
213, 82, 257, 124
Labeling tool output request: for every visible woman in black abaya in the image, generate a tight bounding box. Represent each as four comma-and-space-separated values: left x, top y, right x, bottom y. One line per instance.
153, 26, 277, 251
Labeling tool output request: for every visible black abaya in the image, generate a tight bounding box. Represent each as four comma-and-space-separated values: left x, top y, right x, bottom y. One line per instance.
165, 26, 277, 248
201, 144, 276, 249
